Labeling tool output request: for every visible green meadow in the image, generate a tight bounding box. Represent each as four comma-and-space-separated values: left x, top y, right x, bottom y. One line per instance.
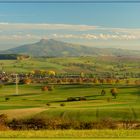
0, 56, 140, 138
0, 83, 139, 121
0, 56, 140, 74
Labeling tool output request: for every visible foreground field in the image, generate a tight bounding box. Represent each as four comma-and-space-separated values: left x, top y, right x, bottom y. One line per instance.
0, 107, 47, 119
0, 130, 140, 138
0, 83, 139, 121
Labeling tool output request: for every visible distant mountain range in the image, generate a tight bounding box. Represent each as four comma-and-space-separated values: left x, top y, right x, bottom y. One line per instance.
1, 39, 140, 57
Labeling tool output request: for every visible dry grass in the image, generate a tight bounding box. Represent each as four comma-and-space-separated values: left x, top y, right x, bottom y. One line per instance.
0, 107, 47, 119
0, 130, 140, 138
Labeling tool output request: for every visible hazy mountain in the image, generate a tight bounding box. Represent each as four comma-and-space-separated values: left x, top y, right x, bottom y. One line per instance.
1, 39, 140, 57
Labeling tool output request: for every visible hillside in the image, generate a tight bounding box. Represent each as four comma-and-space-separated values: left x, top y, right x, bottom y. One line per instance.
1, 39, 140, 57
0, 56, 139, 76
0, 54, 30, 60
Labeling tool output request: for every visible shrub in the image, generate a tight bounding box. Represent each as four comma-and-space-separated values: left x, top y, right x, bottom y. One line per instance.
101, 89, 106, 96
0, 124, 9, 130
95, 118, 117, 129
8, 119, 23, 130
67, 97, 77, 102
78, 122, 94, 129
24, 118, 47, 130
60, 103, 65, 107
122, 120, 135, 129
0, 114, 9, 130
23, 78, 32, 85
8, 118, 47, 130
102, 118, 117, 129
48, 85, 54, 91
0, 114, 8, 125
5, 97, 10, 101
7, 117, 140, 130
46, 103, 50, 107
79, 96, 86, 101
41, 86, 48, 91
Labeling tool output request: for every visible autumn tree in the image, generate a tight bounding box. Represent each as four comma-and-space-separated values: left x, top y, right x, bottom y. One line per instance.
41, 86, 48, 91
23, 78, 32, 85
110, 88, 118, 99
48, 70, 56, 77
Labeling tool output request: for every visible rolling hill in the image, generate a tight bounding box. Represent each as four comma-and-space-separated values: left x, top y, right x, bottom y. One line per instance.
1, 39, 140, 57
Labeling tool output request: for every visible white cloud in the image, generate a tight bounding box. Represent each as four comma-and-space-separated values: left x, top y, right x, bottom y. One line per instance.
0, 23, 97, 31
0, 33, 139, 41
0, 34, 41, 41
0, 22, 140, 42
50, 33, 139, 40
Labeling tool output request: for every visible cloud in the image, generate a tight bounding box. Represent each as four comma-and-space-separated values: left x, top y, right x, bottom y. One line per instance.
0, 33, 139, 42
0, 34, 41, 41
98, 33, 137, 40
0, 22, 140, 42
51, 33, 139, 40
0, 23, 97, 31
100, 27, 140, 35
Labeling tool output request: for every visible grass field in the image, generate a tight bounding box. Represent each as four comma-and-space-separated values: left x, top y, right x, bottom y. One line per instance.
0, 56, 140, 74
0, 130, 140, 138
0, 83, 139, 121
0, 56, 140, 139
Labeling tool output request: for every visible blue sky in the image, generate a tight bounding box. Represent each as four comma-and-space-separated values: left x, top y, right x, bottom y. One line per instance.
0, 3, 140, 50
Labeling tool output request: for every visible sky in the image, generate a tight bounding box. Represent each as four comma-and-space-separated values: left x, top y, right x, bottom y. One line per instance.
0, 1, 140, 50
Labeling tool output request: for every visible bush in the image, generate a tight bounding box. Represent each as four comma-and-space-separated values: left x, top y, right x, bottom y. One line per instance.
5, 97, 10, 101
8, 118, 47, 130
96, 118, 117, 129
48, 85, 54, 91
23, 78, 32, 85
79, 96, 86, 101
67, 97, 78, 102
0, 114, 9, 130
24, 118, 47, 130
42, 85, 54, 91
7, 117, 140, 130
8, 119, 23, 130
60, 103, 65, 107
101, 89, 106, 96
46, 103, 50, 107
41, 86, 48, 91
0, 114, 8, 125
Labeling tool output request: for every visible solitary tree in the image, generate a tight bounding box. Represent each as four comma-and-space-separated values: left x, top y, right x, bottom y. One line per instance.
23, 78, 32, 85
101, 89, 106, 96
41, 86, 48, 91
110, 88, 118, 99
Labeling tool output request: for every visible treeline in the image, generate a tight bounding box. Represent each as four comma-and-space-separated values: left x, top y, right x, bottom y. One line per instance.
0, 54, 18, 60
0, 54, 30, 60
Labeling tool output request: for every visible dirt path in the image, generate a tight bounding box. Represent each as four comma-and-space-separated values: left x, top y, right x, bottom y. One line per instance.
0, 107, 47, 119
